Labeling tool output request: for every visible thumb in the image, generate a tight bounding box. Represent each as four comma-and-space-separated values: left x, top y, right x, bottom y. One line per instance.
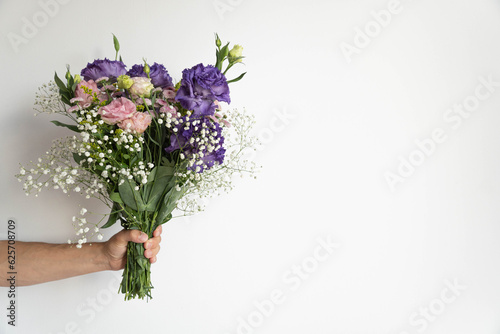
114, 229, 148, 246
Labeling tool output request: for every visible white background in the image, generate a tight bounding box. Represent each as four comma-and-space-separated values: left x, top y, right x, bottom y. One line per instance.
1, 0, 500, 333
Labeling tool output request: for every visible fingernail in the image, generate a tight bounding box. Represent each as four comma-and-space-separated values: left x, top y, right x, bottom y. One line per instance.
139, 232, 147, 242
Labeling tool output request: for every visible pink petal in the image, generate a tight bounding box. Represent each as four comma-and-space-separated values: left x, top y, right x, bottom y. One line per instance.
70, 97, 84, 103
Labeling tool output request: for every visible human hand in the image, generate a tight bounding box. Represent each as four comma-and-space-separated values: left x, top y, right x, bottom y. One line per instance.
103, 225, 162, 271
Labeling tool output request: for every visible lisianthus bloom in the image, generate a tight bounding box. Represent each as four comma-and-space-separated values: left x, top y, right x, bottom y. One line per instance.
129, 77, 154, 97
165, 116, 225, 172
98, 97, 136, 125
117, 75, 134, 90
127, 63, 174, 88
118, 112, 152, 134
228, 45, 244, 63
175, 64, 230, 117
81, 58, 127, 82
72, 79, 105, 108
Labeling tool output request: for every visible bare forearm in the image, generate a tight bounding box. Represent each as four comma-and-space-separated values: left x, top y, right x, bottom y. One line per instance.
0, 227, 162, 287
0, 241, 110, 286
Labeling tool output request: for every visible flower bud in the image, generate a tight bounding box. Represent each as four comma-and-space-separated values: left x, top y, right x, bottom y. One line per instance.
65, 67, 72, 81
74, 74, 81, 84
228, 45, 244, 63
143, 59, 150, 78
117, 75, 134, 90
215, 34, 221, 48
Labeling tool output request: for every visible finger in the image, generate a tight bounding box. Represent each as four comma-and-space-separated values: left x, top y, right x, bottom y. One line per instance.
144, 244, 160, 259
144, 234, 161, 250
143, 226, 161, 250
153, 225, 162, 237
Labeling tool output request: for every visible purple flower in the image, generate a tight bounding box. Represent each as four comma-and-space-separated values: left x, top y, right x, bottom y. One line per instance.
165, 116, 225, 172
175, 63, 230, 117
81, 58, 127, 82
127, 63, 173, 88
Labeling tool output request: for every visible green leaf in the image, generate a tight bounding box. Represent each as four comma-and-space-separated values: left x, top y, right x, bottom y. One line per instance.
227, 72, 247, 84
67, 75, 74, 89
112, 34, 120, 52
220, 42, 230, 58
118, 178, 146, 211
101, 203, 122, 229
143, 166, 175, 211
109, 192, 123, 204
54, 72, 67, 92
129, 154, 141, 167
60, 95, 71, 106
161, 156, 176, 167
156, 186, 184, 224
133, 243, 148, 270
216, 42, 230, 70
51, 120, 80, 132
59, 91, 71, 105
72, 153, 85, 165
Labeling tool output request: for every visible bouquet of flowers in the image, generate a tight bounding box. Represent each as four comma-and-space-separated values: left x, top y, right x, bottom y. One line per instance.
17, 34, 258, 300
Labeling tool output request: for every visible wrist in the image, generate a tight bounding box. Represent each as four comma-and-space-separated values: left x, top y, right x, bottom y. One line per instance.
89, 242, 112, 271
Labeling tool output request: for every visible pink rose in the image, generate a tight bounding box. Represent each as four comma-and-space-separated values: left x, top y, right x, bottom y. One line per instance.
98, 97, 136, 125
118, 112, 152, 134
74, 80, 105, 107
